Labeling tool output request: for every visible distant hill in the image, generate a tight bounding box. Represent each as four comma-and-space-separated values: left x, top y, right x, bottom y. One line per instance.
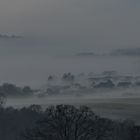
0, 34, 22, 39
76, 52, 95, 57
111, 48, 140, 56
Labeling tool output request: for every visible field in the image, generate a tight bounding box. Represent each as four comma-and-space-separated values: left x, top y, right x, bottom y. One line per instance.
6, 96, 140, 124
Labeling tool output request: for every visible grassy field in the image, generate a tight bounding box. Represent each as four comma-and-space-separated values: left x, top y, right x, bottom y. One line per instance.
6, 96, 140, 124
81, 97, 140, 124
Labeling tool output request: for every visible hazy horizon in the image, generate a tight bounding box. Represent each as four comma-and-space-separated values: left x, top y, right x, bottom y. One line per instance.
0, 0, 140, 86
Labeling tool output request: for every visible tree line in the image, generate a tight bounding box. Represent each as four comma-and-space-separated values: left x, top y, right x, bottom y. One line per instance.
0, 103, 140, 140
0, 83, 33, 97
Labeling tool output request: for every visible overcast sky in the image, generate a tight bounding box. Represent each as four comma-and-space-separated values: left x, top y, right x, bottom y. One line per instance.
0, 0, 140, 85
0, 0, 140, 51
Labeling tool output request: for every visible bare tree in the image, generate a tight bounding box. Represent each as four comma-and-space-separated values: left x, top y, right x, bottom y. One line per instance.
20, 105, 100, 140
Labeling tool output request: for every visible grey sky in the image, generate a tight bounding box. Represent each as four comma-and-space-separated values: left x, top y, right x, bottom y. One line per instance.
0, 0, 140, 51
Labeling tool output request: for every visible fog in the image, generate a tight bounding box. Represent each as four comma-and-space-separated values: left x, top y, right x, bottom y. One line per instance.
5, 86, 140, 124
0, 0, 140, 86
5, 87, 140, 106
0, 0, 140, 50
0, 42, 139, 87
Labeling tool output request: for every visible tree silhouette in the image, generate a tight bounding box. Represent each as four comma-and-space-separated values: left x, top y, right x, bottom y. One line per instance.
0, 93, 6, 107
20, 105, 102, 140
